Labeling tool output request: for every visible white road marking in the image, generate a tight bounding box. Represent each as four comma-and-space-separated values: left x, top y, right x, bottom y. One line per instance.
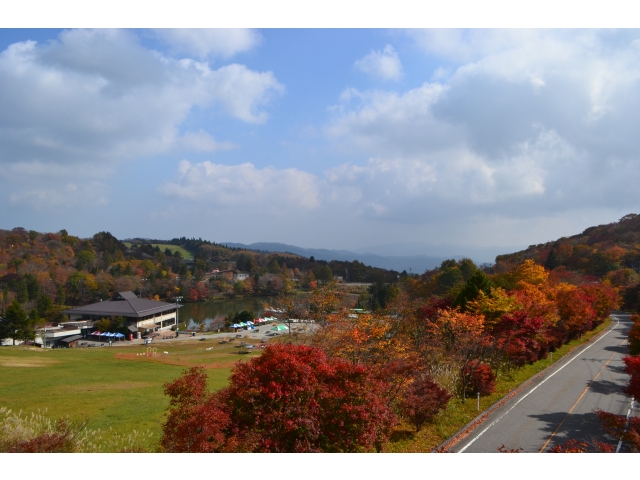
457, 317, 621, 453
615, 399, 635, 453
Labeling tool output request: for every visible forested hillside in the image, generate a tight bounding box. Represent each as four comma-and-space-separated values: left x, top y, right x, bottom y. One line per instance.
489, 214, 640, 311
0, 227, 399, 326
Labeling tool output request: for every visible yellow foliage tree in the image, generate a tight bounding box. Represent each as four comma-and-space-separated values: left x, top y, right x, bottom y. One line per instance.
429, 308, 485, 347
513, 259, 548, 285
465, 287, 520, 327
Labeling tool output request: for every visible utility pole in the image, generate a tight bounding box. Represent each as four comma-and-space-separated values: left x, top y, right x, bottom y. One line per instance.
175, 296, 183, 331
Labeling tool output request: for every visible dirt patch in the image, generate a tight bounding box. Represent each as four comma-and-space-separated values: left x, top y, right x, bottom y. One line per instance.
0, 356, 59, 367
65, 381, 153, 392
115, 352, 241, 369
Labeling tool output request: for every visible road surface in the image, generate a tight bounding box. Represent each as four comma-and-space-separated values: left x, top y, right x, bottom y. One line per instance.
446, 313, 638, 453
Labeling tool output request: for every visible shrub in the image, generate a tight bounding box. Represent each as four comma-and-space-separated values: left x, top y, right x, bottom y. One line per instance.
399, 375, 452, 432
463, 360, 496, 396
0, 408, 151, 453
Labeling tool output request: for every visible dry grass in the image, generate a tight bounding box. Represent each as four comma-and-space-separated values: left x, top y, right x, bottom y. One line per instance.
0, 356, 60, 368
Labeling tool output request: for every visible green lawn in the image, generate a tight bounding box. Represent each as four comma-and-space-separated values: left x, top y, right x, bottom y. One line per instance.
0, 339, 256, 451
123, 242, 193, 260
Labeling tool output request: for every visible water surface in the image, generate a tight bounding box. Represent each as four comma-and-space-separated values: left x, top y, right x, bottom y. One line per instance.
180, 297, 273, 330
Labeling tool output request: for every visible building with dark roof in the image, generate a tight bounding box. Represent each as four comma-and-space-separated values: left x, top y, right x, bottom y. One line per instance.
63, 291, 180, 334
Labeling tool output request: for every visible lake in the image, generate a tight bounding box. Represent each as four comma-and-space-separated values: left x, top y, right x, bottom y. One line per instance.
179, 296, 274, 330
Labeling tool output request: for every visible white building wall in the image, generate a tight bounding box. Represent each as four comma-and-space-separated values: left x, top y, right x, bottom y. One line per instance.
136, 311, 177, 331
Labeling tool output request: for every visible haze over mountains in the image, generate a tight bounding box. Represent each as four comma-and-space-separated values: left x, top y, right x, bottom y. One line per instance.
222, 241, 524, 273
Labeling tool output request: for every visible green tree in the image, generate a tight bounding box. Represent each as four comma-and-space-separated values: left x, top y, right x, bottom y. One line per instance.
56, 284, 66, 306
315, 265, 334, 284
233, 280, 246, 296
454, 270, 494, 311
368, 282, 399, 311
75, 250, 96, 271
15, 278, 28, 303
267, 258, 282, 274
459, 258, 478, 281
437, 267, 464, 291
36, 294, 54, 318
545, 249, 558, 270
24, 274, 40, 301
0, 300, 32, 345
440, 259, 458, 270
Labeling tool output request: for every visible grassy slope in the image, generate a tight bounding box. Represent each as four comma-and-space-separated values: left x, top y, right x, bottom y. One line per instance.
386, 317, 614, 452
123, 242, 193, 260
0, 339, 256, 450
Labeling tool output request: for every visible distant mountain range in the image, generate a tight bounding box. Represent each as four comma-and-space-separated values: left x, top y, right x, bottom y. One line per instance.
222, 241, 524, 274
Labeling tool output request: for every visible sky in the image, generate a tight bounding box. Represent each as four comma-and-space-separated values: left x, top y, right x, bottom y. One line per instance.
1, 25, 640, 251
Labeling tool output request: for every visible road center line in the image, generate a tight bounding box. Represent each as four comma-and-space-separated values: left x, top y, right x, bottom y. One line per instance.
457, 317, 620, 453
538, 349, 617, 452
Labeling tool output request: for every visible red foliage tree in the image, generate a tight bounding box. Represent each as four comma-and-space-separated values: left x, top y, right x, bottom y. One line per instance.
580, 283, 620, 320
597, 410, 640, 452
628, 315, 640, 355
548, 439, 614, 453
492, 310, 544, 367
188, 287, 199, 302
623, 354, 640, 400
223, 344, 396, 452
555, 286, 596, 339
161, 367, 237, 453
462, 360, 496, 397
399, 375, 452, 431
419, 296, 453, 322
161, 345, 397, 453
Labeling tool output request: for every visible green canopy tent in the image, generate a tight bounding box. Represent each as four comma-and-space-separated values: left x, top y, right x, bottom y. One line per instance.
271, 324, 288, 331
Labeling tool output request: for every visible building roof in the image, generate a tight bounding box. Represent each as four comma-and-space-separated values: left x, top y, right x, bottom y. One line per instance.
59, 334, 83, 343
63, 292, 179, 319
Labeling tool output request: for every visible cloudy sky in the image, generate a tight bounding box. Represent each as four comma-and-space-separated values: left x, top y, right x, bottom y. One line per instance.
1, 27, 639, 251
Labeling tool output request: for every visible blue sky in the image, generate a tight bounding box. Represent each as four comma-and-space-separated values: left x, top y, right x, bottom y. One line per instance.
1, 27, 639, 252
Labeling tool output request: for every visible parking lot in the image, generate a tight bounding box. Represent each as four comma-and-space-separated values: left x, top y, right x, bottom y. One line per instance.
72, 323, 318, 348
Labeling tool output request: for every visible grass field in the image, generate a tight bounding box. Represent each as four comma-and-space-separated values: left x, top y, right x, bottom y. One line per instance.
123, 242, 193, 260
0, 338, 258, 451
0, 318, 613, 452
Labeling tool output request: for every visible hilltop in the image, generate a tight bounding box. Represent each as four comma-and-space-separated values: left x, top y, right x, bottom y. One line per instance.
495, 213, 640, 283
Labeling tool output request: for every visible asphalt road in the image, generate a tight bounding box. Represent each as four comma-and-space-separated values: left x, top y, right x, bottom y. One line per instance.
447, 313, 638, 453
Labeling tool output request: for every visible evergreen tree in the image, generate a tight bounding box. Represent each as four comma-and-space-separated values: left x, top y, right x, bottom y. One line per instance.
545, 249, 558, 270
454, 270, 494, 311
0, 300, 32, 345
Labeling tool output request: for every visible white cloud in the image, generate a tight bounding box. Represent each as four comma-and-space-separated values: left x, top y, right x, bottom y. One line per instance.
0, 29, 282, 166
0, 29, 283, 207
323, 30, 640, 224
354, 44, 403, 81
9, 181, 110, 209
178, 131, 236, 153
152, 29, 262, 59
162, 160, 320, 211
